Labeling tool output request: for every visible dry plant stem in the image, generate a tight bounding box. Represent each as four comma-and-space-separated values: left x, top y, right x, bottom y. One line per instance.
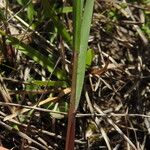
85, 90, 94, 114
4, 88, 71, 121
122, 0, 148, 46
128, 118, 142, 149
0, 112, 85, 145
0, 120, 48, 150
100, 127, 111, 150
85, 90, 112, 149
0, 75, 15, 114
9, 89, 57, 95
1, 102, 150, 118
0, 102, 67, 115
94, 104, 137, 150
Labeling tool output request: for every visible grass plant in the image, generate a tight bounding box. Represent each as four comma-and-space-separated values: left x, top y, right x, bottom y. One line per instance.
65, 1, 94, 149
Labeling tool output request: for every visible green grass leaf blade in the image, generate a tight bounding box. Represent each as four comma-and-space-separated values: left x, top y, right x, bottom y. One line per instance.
0, 29, 67, 80
65, 1, 94, 149
56, 7, 73, 14
42, 0, 72, 47
27, 2, 36, 22
31, 80, 68, 87
73, 0, 84, 52
86, 49, 95, 69
75, 0, 94, 110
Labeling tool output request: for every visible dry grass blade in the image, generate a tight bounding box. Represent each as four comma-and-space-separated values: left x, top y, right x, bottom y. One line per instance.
0, 120, 48, 150
85, 90, 94, 114
116, 0, 148, 46
4, 88, 71, 121
100, 127, 111, 150
85, 89, 112, 149
0, 75, 15, 114
94, 103, 137, 150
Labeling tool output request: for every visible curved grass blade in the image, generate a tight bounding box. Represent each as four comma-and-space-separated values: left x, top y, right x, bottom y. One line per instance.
0, 29, 67, 80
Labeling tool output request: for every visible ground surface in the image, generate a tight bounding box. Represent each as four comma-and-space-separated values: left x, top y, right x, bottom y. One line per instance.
0, 0, 150, 150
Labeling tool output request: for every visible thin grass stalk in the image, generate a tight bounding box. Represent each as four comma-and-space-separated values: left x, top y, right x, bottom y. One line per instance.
65, 2, 83, 149
65, 0, 94, 150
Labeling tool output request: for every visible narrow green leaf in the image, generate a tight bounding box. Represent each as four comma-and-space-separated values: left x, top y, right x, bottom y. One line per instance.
50, 102, 68, 119
42, 0, 72, 47
66, 1, 94, 149
75, 0, 94, 110
8, 38, 66, 80
30, 80, 68, 87
0, 29, 6, 35
86, 49, 94, 69
0, 9, 6, 21
73, 0, 84, 51
0, 29, 67, 80
56, 7, 73, 14
27, 2, 36, 22
16, 0, 29, 6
